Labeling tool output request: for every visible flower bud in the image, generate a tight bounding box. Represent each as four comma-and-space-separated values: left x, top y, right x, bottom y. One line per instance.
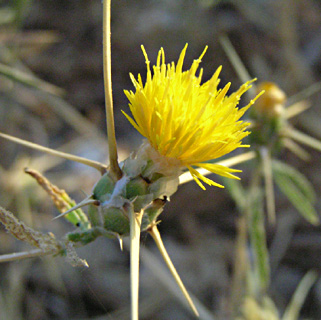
254, 82, 286, 118
249, 82, 287, 149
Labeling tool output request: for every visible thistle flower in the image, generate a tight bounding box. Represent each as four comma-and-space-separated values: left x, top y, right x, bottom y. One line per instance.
123, 44, 261, 189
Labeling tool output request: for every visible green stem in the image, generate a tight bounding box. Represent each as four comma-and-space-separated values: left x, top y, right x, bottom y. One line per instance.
260, 147, 275, 224
246, 164, 270, 296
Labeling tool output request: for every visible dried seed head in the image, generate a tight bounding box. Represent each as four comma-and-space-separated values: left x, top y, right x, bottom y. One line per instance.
24, 168, 70, 212
0, 206, 62, 254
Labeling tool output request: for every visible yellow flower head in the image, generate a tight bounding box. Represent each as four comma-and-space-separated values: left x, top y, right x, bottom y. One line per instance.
123, 44, 260, 189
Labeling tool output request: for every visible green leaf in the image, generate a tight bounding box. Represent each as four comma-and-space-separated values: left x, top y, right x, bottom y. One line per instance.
272, 160, 319, 225
273, 160, 316, 202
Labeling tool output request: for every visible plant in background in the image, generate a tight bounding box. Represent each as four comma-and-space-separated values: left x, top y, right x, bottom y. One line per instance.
251, 81, 321, 225
219, 35, 321, 320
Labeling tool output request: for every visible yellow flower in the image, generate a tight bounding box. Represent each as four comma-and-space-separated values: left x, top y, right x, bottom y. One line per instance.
123, 44, 260, 189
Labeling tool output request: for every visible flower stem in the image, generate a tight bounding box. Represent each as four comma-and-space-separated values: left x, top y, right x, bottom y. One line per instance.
129, 208, 143, 320
102, 0, 122, 180
148, 224, 199, 317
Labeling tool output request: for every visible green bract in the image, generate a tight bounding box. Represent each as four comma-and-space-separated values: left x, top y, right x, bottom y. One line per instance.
67, 153, 180, 244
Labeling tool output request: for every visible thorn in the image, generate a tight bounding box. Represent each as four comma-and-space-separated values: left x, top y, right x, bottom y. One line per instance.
148, 224, 199, 317
0, 132, 108, 174
118, 236, 124, 251
53, 198, 99, 220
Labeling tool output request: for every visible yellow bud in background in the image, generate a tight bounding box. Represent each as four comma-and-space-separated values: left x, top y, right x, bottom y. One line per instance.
254, 82, 286, 118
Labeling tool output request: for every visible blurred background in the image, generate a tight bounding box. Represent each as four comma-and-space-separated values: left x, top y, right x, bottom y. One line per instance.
0, 0, 321, 319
